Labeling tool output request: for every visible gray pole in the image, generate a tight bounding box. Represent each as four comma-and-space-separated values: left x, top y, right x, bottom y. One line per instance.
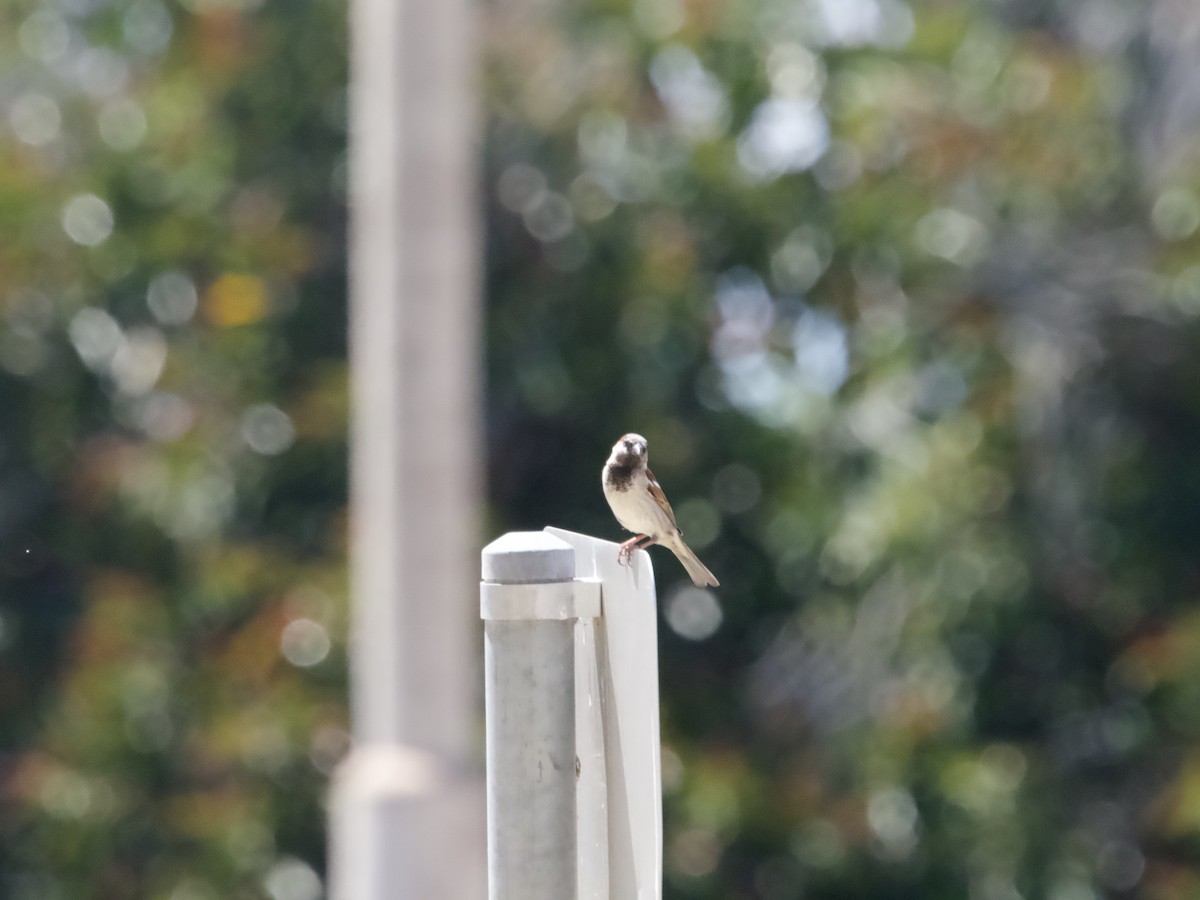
481, 532, 586, 900
331, 0, 484, 892
347, 0, 479, 758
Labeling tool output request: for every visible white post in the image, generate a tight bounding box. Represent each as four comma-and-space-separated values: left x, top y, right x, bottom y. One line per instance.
547, 527, 663, 900
331, 0, 483, 892
480, 528, 664, 900
480, 532, 602, 900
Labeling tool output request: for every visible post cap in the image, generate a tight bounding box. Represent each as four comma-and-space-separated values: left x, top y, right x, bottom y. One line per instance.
481, 531, 576, 584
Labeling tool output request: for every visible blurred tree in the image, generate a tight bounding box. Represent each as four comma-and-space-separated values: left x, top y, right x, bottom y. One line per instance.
6, 0, 1200, 898
486, 0, 1200, 898
0, 0, 347, 897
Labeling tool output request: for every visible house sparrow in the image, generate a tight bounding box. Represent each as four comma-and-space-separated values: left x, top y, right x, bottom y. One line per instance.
602, 433, 719, 588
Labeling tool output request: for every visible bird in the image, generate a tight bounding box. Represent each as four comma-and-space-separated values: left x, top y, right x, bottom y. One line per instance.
602, 433, 719, 587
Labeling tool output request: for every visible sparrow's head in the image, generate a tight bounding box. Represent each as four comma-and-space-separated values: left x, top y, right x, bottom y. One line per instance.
609, 433, 648, 467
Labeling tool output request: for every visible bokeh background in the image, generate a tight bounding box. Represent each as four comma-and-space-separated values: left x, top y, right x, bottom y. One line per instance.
4, 0, 1200, 897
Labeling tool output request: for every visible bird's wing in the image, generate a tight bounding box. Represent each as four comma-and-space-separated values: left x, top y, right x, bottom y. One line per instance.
644, 467, 679, 528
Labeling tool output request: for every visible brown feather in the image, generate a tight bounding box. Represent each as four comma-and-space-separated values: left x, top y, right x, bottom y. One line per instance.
644, 467, 679, 529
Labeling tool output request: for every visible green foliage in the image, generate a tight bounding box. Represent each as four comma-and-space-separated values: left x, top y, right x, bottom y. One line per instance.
487, 0, 1200, 897
6, 0, 1200, 898
0, 1, 346, 897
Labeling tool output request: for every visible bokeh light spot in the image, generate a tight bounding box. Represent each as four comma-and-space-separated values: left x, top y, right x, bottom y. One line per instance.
667, 826, 722, 878
68, 307, 122, 369
1151, 187, 1200, 241
263, 857, 322, 900
62, 194, 114, 246
0, 331, 47, 376
793, 309, 849, 395
137, 392, 195, 441
98, 98, 148, 151
737, 98, 829, 179
523, 191, 574, 242
569, 172, 618, 222
867, 786, 918, 856
148, 271, 199, 325
674, 497, 720, 550
578, 111, 628, 168
9, 92, 61, 146
814, 0, 914, 48
665, 585, 723, 640
242, 404, 295, 455
38, 770, 93, 820
123, 0, 174, 55
280, 618, 330, 668
497, 163, 546, 213
767, 42, 824, 99
916, 207, 987, 265
650, 45, 729, 140
75, 48, 130, 98
205, 274, 268, 327
111, 327, 167, 395
771, 228, 831, 293
308, 725, 352, 775
18, 10, 69, 62
660, 744, 684, 793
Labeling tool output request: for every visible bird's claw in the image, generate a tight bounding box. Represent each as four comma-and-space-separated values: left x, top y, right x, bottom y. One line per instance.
617, 534, 650, 567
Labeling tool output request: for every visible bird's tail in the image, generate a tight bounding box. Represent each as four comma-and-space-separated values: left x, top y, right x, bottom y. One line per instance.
663, 534, 720, 587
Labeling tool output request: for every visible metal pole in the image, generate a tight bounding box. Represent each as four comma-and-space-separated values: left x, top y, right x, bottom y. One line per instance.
481, 532, 590, 900
331, 0, 483, 891
347, 0, 479, 762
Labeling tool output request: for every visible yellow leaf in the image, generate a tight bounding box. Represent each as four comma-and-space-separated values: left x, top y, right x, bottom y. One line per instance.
205, 274, 268, 327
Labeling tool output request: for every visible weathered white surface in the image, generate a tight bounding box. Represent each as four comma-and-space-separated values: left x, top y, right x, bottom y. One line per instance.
547, 527, 663, 900
575, 615, 609, 900
482, 531, 575, 584
482, 534, 578, 900
480, 579, 602, 620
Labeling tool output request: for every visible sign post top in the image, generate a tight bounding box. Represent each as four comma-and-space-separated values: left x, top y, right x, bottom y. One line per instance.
482, 531, 576, 584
